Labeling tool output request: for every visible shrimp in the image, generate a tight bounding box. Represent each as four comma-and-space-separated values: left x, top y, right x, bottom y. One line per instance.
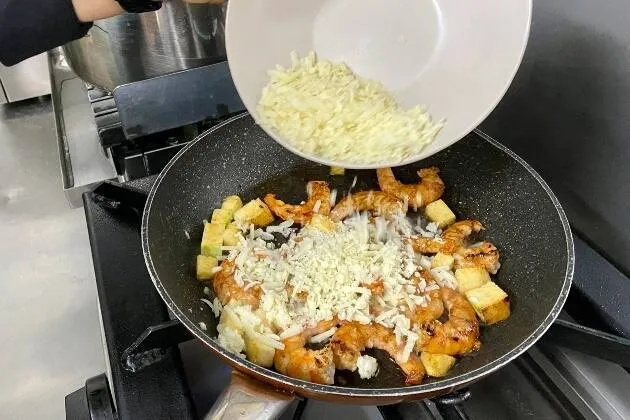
409, 271, 445, 348
408, 236, 458, 254
419, 287, 480, 356
330, 191, 407, 221
454, 242, 501, 274
362, 278, 385, 296
286, 285, 308, 303
264, 181, 331, 224
377, 167, 444, 209
410, 271, 444, 326
212, 261, 261, 308
274, 320, 337, 384
442, 220, 484, 244
409, 220, 484, 255
331, 322, 425, 385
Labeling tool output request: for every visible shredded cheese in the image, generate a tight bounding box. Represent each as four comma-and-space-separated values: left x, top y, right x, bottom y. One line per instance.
309, 327, 338, 344
201, 298, 222, 318
213, 208, 454, 370
312, 200, 322, 214
329, 189, 338, 207
216, 304, 285, 356
279, 324, 303, 340
257, 51, 443, 165
430, 268, 458, 289
216, 325, 245, 354
221, 213, 427, 351
356, 355, 379, 379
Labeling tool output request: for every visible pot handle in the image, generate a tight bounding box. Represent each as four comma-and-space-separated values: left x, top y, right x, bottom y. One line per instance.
204, 371, 295, 420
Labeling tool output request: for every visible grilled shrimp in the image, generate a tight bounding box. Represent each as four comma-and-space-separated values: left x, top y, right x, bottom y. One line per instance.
212, 261, 261, 308
408, 271, 445, 348
331, 322, 425, 385
264, 181, 331, 224
410, 271, 444, 326
409, 236, 457, 254
330, 191, 407, 221
454, 242, 501, 274
286, 285, 308, 302
274, 320, 337, 384
442, 220, 484, 244
409, 220, 484, 255
362, 278, 385, 296
419, 287, 480, 356
376, 167, 444, 209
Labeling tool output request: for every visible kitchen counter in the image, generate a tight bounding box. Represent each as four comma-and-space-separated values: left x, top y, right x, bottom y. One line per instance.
0, 98, 105, 419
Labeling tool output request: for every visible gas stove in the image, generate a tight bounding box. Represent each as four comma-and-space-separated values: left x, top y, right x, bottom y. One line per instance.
52, 6, 630, 418
63, 157, 630, 420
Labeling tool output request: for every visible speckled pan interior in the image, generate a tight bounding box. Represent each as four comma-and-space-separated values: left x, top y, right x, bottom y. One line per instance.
141, 114, 573, 401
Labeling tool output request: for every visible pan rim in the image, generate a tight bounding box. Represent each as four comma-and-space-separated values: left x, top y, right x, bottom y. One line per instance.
141, 114, 574, 399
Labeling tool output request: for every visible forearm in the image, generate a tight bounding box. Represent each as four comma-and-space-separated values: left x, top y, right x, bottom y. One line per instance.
0, 0, 95, 66
71, 0, 124, 23
0, 0, 223, 67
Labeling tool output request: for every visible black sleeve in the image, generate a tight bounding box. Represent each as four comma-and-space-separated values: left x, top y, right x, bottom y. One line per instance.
0, 0, 93, 66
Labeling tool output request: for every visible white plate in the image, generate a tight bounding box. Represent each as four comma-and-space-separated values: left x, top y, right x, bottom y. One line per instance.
226, 0, 532, 169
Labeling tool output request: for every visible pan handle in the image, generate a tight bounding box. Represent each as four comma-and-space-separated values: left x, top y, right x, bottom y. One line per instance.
203, 371, 295, 420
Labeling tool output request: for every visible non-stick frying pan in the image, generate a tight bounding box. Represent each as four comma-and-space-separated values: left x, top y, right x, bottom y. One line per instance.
141, 114, 573, 418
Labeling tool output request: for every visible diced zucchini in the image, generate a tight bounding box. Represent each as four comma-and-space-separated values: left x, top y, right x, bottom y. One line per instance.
425, 199, 456, 228
201, 222, 225, 257
211, 209, 232, 226
221, 195, 243, 216
308, 214, 336, 232
220, 306, 243, 333
223, 224, 242, 246
465, 281, 511, 325
196, 255, 218, 280
244, 332, 276, 367
455, 267, 490, 293
330, 167, 345, 176
420, 352, 457, 377
233, 198, 274, 227
431, 252, 455, 270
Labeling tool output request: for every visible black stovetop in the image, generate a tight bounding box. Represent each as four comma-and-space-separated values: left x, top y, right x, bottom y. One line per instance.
64, 130, 630, 420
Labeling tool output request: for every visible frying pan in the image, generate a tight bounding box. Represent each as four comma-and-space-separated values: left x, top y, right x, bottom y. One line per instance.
141, 114, 573, 418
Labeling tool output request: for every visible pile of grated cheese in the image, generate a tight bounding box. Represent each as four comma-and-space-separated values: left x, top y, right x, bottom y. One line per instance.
257, 51, 443, 165
215, 212, 460, 363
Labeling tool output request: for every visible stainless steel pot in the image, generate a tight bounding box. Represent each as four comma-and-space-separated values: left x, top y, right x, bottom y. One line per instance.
63, 0, 226, 91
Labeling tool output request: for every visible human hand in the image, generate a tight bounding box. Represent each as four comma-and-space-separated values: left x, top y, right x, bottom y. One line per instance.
73, 0, 225, 23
